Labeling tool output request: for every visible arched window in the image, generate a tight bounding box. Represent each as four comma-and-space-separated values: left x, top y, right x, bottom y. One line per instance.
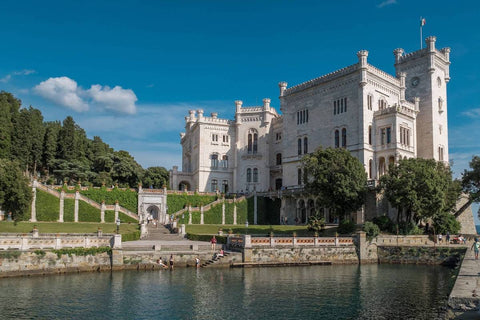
222, 155, 228, 168
379, 157, 386, 177
378, 99, 387, 110
253, 133, 258, 154
253, 168, 258, 182
304, 137, 308, 154
297, 168, 302, 185
275, 178, 282, 190
388, 156, 395, 170
246, 168, 251, 183
334, 130, 339, 148
247, 134, 252, 153
341, 128, 347, 148
276, 153, 282, 165
438, 97, 444, 113
368, 126, 372, 145
367, 94, 373, 110
211, 154, 218, 168
368, 159, 373, 179
298, 138, 302, 155
211, 179, 218, 192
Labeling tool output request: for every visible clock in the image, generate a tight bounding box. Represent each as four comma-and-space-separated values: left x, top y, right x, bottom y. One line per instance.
411, 77, 420, 87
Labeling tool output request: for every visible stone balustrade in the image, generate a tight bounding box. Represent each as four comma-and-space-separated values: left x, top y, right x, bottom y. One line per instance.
228, 235, 354, 249
0, 233, 120, 250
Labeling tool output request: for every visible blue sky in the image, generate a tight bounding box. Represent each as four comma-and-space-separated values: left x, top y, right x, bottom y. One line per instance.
1, 1, 479, 218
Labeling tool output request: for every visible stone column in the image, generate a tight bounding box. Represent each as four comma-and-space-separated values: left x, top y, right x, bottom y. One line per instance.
243, 234, 252, 248
100, 201, 106, 223
74, 191, 80, 222
253, 192, 258, 225
58, 191, 65, 222
222, 199, 225, 225
30, 183, 37, 222
113, 234, 122, 249
114, 201, 119, 222
55, 235, 61, 249
180, 224, 186, 236
200, 205, 204, 225
188, 205, 192, 224
233, 203, 237, 225
357, 231, 369, 264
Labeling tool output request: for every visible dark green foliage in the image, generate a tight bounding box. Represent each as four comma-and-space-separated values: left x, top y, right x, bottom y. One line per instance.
167, 194, 217, 214
433, 212, 461, 235
461, 156, 480, 216
303, 147, 367, 218
105, 210, 115, 223
0, 92, 20, 159
186, 233, 227, 244
249, 196, 281, 225
42, 121, 61, 175
142, 167, 169, 189
396, 221, 424, 235
191, 211, 201, 224
307, 214, 326, 233
372, 216, 394, 232
63, 199, 75, 222
80, 187, 138, 213
0, 250, 22, 260
52, 246, 111, 258
36, 190, 60, 221
0, 159, 32, 220
337, 219, 356, 235
225, 202, 235, 224
204, 202, 223, 224
236, 200, 248, 224
122, 230, 141, 242
111, 151, 144, 188
363, 221, 380, 239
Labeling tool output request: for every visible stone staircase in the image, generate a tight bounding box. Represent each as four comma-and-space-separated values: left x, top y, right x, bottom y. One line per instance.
201, 251, 234, 268
144, 225, 182, 241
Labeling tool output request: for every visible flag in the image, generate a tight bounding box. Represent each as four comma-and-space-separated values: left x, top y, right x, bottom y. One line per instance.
420, 18, 426, 27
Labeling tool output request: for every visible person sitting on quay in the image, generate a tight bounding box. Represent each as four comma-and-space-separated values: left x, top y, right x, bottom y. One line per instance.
214, 248, 224, 260
157, 258, 168, 269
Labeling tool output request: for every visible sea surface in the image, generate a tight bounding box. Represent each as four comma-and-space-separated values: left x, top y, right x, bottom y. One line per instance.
0, 264, 455, 320
476, 225, 480, 235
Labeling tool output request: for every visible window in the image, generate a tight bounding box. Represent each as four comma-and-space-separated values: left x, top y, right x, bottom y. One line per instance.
297, 168, 302, 185
341, 128, 347, 148
368, 126, 372, 145
386, 127, 391, 144
368, 159, 373, 179
248, 130, 258, 154
253, 168, 258, 182
334, 98, 347, 115
223, 135, 229, 143
222, 180, 228, 193
438, 97, 444, 113
212, 134, 218, 142
438, 147, 444, 161
247, 168, 252, 183
297, 109, 309, 124
378, 99, 387, 110
222, 155, 228, 168
439, 125, 442, 135
298, 138, 302, 155
335, 130, 339, 148
381, 128, 386, 145
211, 179, 218, 192
276, 132, 282, 141
253, 133, 258, 154
211, 154, 218, 168
276, 153, 282, 165
400, 127, 410, 146
304, 137, 308, 154
248, 133, 252, 153
367, 95, 373, 110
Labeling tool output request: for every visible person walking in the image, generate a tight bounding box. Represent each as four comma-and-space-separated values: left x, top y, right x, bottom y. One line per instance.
446, 232, 450, 245
471, 239, 480, 260
210, 235, 217, 251
195, 257, 200, 268
169, 254, 174, 270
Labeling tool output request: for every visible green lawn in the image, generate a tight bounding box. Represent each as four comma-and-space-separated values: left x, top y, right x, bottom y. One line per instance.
185, 224, 352, 236
0, 221, 139, 235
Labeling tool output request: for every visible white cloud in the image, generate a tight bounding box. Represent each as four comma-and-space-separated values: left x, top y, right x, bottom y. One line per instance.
377, 0, 397, 8
87, 85, 137, 114
33, 76, 138, 114
462, 108, 480, 118
0, 69, 36, 83
34, 77, 89, 112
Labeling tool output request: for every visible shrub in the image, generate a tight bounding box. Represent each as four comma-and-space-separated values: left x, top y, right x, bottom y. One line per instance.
186, 233, 227, 244
122, 230, 141, 242
167, 194, 217, 214
363, 221, 380, 239
396, 221, 424, 235
307, 214, 326, 233
337, 219, 356, 235
372, 215, 394, 232
434, 212, 461, 235
80, 187, 138, 213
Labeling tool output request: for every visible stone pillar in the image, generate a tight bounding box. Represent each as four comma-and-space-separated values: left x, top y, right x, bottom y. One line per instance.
111, 249, 123, 267
32, 227, 39, 238
180, 224, 186, 236
314, 234, 319, 247
55, 235, 61, 249
58, 191, 65, 222
222, 199, 225, 225
398, 72, 406, 102
200, 205, 204, 225
243, 234, 252, 248
188, 208, 192, 224
253, 192, 258, 225
114, 201, 120, 222
112, 234, 122, 249
21, 236, 28, 250
30, 182, 37, 222
270, 235, 275, 248
357, 50, 369, 87
74, 191, 80, 222
100, 201, 106, 223
357, 231, 369, 264
233, 204, 237, 225
140, 222, 148, 238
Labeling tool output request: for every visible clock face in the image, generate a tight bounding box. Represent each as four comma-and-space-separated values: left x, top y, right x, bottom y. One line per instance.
411, 77, 420, 87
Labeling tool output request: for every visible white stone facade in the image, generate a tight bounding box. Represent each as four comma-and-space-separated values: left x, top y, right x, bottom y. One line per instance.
170, 37, 451, 222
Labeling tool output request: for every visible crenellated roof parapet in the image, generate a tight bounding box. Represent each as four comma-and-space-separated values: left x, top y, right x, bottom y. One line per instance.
374, 103, 418, 119
366, 64, 400, 85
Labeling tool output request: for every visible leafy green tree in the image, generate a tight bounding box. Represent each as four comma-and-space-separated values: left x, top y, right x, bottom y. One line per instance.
57, 116, 76, 161
0, 91, 21, 159
111, 151, 144, 187
11, 108, 33, 171
42, 121, 61, 175
379, 158, 460, 223
142, 166, 169, 188
458, 156, 480, 217
52, 159, 94, 184
27, 107, 45, 175
302, 147, 367, 218
0, 159, 32, 220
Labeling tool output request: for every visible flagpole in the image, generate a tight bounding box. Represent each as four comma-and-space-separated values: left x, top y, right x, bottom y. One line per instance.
420, 16, 423, 49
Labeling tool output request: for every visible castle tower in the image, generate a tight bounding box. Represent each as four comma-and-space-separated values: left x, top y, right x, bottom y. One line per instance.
394, 36, 450, 162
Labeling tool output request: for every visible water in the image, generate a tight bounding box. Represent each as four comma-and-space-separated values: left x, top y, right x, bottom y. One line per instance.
0, 265, 455, 320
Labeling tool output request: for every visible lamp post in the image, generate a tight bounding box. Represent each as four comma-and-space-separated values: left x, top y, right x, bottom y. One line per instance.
245, 220, 249, 235
116, 218, 121, 234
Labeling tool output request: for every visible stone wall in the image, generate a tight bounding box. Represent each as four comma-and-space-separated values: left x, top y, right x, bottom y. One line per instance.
243, 247, 358, 264
377, 246, 465, 265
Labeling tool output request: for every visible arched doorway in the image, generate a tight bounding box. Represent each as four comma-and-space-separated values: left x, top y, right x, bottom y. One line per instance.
179, 181, 190, 191
298, 200, 306, 224
275, 178, 282, 191
308, 199, 315, 219
147, 205, 160, 221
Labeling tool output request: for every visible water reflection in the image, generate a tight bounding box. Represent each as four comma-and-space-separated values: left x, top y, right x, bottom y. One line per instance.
0, 264, 453, 319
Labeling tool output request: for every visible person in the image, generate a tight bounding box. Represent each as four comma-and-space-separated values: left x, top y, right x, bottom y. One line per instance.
284, 216, 288, 225
169, 254, 174, 270
446, 232, 450, 245
195, 257, 200, 268
210, 235, 217, 251
214, 248, 224, 260
472, 239, 480, 260
438, 234, 443, 244
157, 257, 168, 269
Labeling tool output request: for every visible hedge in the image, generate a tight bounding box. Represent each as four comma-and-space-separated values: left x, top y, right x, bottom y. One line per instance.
186, 233, 227, 244
80, 187, 138, 213
175, 199, 248, 225
167, 194, 217, 214
78, 201, 101, 222
63, 199, 75, 222
36, 190, 60, 221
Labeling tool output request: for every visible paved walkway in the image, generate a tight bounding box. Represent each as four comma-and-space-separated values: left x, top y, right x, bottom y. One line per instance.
448, 242, 480, 318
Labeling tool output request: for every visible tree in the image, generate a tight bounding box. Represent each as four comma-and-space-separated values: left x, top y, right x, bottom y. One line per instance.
111, 151, 144, 187
302, 147, 367, 218
57, 116, 76, 161
42, 121, 61, 175
0, 159, 32, 220
458, 155, 480, 217
0, 91, 21, 159
142, 166, 169, 188
379, 158, 460, 223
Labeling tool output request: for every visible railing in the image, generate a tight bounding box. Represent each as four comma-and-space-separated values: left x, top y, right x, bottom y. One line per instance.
228, 235, 355, 249
0, 233, 118, 250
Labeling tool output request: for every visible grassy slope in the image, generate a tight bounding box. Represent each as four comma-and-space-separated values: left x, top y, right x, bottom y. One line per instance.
0, 221, 138, 235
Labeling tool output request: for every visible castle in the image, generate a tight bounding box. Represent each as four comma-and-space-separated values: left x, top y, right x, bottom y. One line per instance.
170, 36, 451, 224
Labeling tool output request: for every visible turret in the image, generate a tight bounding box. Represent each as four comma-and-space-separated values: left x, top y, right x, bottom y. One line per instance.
197, 109, 204, 121
357, 50, 368, 87
398, 72, 406, 102
393, 48, 404, 65
278, 82, 287, 97
263, 98, 271, 111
